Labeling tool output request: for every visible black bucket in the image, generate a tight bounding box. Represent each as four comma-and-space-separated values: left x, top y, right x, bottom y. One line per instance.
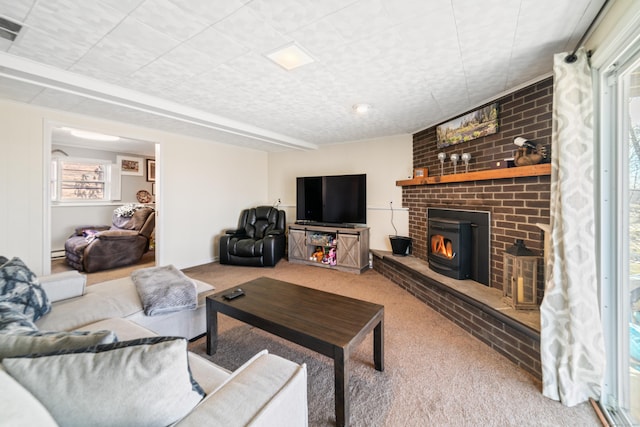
389, 235, 412, 256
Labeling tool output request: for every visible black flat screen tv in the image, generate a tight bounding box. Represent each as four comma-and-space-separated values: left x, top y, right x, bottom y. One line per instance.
296, 174, 366, 226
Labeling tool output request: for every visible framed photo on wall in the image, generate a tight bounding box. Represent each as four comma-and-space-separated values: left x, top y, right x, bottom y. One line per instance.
146, 159, 156, 182
436, 102, 499, 148
117, 155, 143, 176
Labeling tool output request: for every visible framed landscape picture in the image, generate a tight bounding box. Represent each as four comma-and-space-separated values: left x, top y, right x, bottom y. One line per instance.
436, 102, 499, 148
116, 155, 143, 176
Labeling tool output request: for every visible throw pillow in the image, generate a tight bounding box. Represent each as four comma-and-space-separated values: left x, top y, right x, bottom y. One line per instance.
0, 329, 117, 361
0, 302, 38, 334
0, 257, 51, 321
3, 336, 205, 427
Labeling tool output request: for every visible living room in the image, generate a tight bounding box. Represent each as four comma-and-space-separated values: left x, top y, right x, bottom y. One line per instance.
1, 1, 640, 426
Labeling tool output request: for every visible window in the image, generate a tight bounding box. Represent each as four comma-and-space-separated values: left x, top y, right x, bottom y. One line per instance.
599, 38, 640, 427
51, 157, 116, 202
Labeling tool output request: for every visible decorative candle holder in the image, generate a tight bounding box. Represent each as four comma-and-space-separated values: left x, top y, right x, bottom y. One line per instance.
502, 239, 539, 310
450, 153, 459, 174
461, 153, 471, 173
437, 152, 446, 176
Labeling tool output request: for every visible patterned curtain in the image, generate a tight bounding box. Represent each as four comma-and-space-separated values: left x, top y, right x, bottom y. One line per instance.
540, 48, 606, 406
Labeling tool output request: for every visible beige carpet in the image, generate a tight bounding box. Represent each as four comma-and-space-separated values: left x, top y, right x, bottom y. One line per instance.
184, 261, 601, 427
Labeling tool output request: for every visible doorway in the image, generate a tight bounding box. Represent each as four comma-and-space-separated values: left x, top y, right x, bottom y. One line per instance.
44, 122, 159, 276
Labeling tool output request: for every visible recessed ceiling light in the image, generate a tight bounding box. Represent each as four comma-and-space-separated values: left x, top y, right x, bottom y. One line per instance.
266, 43, 315, 71
70, 129, 120, 142
353, 104, 372, 114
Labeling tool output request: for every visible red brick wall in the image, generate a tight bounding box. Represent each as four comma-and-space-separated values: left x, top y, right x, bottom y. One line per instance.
404, 77, 553, 295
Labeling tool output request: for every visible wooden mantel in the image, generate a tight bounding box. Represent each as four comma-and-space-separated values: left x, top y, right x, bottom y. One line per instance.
396, 163, 551, 186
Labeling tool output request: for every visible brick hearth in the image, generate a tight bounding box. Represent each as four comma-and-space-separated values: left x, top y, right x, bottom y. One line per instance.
372, 250, 541, 379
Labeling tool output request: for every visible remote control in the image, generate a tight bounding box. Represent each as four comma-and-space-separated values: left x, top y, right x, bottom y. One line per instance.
223, 288, 245, 300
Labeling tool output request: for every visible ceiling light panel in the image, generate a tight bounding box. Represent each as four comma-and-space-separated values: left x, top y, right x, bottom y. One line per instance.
266, 43, 315, 71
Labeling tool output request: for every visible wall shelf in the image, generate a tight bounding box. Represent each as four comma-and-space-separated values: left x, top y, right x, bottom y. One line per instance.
396, 163, 551, 186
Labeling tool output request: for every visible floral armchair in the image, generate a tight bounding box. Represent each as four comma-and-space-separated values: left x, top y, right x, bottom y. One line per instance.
64, 205, 155, 273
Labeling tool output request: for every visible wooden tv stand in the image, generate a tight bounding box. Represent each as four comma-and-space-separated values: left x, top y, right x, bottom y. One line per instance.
288, 223, 370, 274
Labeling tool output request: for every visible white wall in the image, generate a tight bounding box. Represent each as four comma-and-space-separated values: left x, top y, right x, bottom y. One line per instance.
0, 100, 268, 274
267, 134, 413, 251
159, 138, 267, 268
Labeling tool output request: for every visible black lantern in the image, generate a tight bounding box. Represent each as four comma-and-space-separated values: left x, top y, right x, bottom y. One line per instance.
503, 239, 539, 310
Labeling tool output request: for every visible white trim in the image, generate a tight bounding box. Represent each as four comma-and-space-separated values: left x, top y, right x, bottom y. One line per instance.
595, 31, 640, 423
42, 120, 53, 275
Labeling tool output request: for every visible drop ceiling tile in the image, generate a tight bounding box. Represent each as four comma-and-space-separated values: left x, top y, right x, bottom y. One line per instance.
130, 0, 212, 41
167, 0, 245, 25
322, 0, 394, 42
213, 7, 290, 53
105, 0, 145, 14
126, 62, 190, 95
8, 27, 89, 69
97, 16, 181, 59
22, 0, 125, 48
380, 0, 450, 25
288, 20, 345, 59
0, 1, 34, 21
69, 49, 145, 80
136, 47, 222, 82
247, 0, 339, 34
184, 26, 249, 65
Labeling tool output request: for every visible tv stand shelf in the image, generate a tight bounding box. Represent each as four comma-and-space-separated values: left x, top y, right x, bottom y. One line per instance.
288, 224, 370, 274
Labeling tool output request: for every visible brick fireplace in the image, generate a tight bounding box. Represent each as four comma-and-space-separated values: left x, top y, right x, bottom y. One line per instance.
407, 78, 552, 299
373, 77, 553, 379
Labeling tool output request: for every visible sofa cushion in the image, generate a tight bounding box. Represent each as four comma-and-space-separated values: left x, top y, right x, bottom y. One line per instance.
35, 276, 143, 331
0, 257, 51, 321
3, 336, 205, 427
0, 330, 117, 361
0, 366, 58, 426
0, 302, 38, 334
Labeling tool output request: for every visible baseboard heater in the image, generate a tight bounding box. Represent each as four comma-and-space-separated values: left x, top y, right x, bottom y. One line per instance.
51, 250, 65, 259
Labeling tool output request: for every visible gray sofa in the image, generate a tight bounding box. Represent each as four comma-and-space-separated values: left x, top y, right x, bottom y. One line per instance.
0, 269, 308, 426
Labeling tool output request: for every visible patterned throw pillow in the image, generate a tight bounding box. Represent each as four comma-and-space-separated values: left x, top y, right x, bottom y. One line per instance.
0, 257, 51, 322
0, 302, 38, 334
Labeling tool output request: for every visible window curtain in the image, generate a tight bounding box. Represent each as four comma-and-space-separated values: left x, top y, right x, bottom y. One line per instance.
540, 48, 606, 406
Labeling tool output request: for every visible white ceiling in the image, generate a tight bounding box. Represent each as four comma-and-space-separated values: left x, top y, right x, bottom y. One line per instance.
0, 0, 605, 152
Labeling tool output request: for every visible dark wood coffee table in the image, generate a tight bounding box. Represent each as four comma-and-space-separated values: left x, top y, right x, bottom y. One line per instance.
206, 276, 384, 427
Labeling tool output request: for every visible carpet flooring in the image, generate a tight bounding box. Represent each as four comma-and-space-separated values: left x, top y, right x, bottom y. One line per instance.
184, 261, 601, 427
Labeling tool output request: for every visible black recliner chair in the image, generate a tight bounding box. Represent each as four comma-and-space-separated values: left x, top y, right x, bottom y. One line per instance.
219, 206, 286, 267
